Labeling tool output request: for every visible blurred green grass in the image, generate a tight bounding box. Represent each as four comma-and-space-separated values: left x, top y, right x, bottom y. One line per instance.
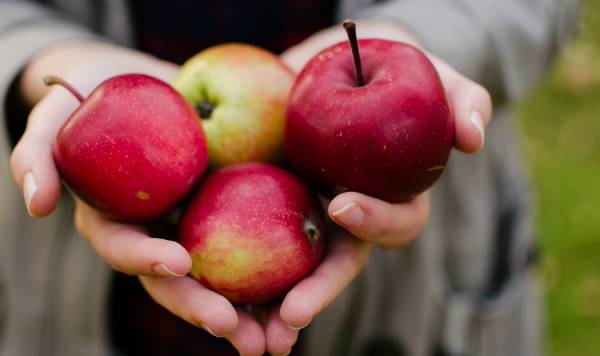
517, 1, 600, 355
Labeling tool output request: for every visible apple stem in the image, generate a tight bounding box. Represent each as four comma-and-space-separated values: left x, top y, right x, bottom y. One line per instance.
43, 75, 85, 103
343, 19, 365, 87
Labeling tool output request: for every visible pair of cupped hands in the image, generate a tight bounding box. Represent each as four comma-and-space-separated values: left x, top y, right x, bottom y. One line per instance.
10, 20, 491, 356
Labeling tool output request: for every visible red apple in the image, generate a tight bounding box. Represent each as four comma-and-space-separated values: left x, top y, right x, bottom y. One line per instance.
50, 74, 209, 222
285, 21, 454, 203
178, 163, 325, 305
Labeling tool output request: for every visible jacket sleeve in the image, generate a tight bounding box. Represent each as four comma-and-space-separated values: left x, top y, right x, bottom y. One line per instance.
354, 0, 581, 100
0, 1, 101, 142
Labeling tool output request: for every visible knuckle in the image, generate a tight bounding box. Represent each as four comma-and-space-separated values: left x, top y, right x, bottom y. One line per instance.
178, 294, 202, 327
482, 86, 492, 104
9, 144, 28, 179
471, 83, 493, 117
361, 207, 398, 242
360, 225, 386, 243
25, 104, 45, 127
403, 228, 421, 245
102, 240, 132, 275
106, 260, 125, 274
379, 235, 409, 251
354, 218, 393, 244
471, 80, 487, 95
379, 232, 417, 251
9, 145, 20, 168
103, 227, 126, 255
379, 242, 400, 251
479, 88, 493, 110
378, 220, 425, 251
372, 201, 429, 250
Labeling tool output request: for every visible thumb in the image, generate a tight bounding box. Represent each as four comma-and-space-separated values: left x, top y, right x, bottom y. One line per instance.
10, 87, 80, 216
328, 191, 430, 250
430, 57, 493, 153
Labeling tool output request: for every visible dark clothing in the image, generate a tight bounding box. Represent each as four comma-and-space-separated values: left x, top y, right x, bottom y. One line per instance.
131, 0, 337, 63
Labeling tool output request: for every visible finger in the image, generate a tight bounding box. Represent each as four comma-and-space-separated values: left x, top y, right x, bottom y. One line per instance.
75, 199, 191, 277
227, 307, 267, 356
328, 192, 429, 250
139, 275, 238, 337
266, 305, 299, 356
446, 76, 493, 153
280, 235, 370, 329
10, 88, 81, 216
431, 57, 493, 153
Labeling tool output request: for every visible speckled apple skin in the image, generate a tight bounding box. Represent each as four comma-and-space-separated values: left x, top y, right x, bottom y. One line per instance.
173, 44, 295, 168
53, 74, 209, 223
178, 163, 325, 305
285, 39, 454, 203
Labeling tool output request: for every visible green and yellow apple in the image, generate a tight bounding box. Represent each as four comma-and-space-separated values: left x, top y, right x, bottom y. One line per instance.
173, 44, 295, 168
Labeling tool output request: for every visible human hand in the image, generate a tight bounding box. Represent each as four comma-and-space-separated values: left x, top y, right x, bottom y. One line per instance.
262, 19, 493, 353
73, 200, 266, 355
257, 226, 370, 356
282, 19, 492, 250
10, 41, 179, 217
9, 41, 266, 355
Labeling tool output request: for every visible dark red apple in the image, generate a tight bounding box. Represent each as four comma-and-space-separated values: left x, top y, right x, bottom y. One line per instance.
50, 74, 209, 222
178, 163, 325, 305
285, 21, 454, 202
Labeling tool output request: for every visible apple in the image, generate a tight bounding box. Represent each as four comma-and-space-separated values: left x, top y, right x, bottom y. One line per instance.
285, 20, 454, 203
173, 44, 295, 168
178, 163, 325, 305
48, 74, 208, 222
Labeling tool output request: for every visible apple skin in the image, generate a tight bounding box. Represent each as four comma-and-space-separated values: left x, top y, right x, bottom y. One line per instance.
285, 39, 454, 203
178, 163, 325, 305
173, 44, 295, 168
53, 74, 209, 222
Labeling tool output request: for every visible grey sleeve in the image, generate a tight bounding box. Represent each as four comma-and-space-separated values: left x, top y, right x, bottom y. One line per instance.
0, 1, 100, 132
354, 0, 581, 100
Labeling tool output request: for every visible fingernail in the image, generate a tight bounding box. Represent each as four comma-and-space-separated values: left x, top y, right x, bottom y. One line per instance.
152, 263, 184, 277
23, 172, 37, 216
202, 324, 227, 338
470, 111, 485, 149
331, 202, 364, 227
288, 319, 312, 330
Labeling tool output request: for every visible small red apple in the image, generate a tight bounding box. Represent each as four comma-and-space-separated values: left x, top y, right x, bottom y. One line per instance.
178, 163, 325, 305
50, 74, 209, 222
285, 20, 454, 202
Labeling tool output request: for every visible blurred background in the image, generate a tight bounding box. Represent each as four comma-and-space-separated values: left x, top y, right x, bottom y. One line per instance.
517, 1, 600, 355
